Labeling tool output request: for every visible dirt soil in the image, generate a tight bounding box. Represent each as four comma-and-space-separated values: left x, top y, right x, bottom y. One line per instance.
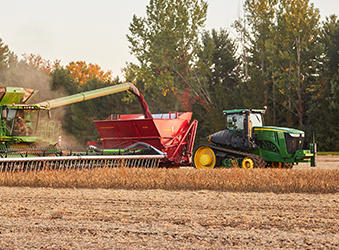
0, 155, 338, 249
295, 154, 339, 169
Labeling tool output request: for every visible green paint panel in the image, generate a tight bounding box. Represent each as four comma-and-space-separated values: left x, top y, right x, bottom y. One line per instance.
0, 88, 26, 105
254, 126, 304, 134
223, 109, 266, 115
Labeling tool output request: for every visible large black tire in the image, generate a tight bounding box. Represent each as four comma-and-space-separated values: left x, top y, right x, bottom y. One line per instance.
283, 162, 294, 169
253, 155, 265, 168
241, 155, 265, 169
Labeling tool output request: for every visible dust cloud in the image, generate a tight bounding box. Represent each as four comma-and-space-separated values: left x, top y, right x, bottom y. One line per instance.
1, 64, 82, 147
2, 64, 61, 102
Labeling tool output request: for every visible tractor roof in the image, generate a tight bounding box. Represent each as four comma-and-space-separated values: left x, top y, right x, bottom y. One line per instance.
223, 108, 266, 115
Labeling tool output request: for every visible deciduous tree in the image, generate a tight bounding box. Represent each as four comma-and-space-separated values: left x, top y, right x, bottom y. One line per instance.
0, 38, 10, 71
125, 0, 208, 112
66, 61, 113, 87
22, 53, 56, 74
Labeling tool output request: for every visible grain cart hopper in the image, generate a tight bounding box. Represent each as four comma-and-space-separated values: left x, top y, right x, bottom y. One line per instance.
193, 108, 316, 169
92, 112, 198, 167
0, 83, 166, 172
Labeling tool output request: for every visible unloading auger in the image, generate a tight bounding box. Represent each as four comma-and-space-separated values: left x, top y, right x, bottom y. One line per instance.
0, 83, 167, 172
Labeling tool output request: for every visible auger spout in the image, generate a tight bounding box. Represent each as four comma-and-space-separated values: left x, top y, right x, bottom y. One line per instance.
35, 82, 152, 118
36, 84, 130, 108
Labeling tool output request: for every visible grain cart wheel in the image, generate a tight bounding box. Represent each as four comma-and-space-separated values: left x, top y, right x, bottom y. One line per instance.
271, 162, 283, 168
242, 157, 254, 169
193, 146, 218, 169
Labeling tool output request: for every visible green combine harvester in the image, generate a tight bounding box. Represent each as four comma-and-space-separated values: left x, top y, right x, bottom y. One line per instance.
193, 108, 316, 169
0, 84, 165, 172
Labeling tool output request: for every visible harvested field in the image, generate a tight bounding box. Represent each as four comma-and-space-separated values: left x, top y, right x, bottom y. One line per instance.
0, 155, 338, 249
296, 154, 339, 169
1, 187, 338, 249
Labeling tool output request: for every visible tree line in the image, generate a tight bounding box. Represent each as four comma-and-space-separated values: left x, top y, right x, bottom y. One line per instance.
0, 0, 338, 151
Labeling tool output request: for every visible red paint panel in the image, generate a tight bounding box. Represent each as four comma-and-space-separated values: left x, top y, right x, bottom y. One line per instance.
94, 120, 119, 138
94, 119, 160, 139
93, 112, 197, 166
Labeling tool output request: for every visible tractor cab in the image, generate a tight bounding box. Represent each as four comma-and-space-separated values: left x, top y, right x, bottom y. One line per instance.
224, 109, 265, 137
206, 109, 266, 151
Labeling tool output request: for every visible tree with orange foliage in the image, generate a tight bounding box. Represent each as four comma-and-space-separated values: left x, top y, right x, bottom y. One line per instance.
66, 61, 113, 87
22, 53, 56, 74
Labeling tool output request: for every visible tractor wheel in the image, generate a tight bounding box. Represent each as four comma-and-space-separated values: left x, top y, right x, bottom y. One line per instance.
193, 146, 219, 169
242, 157, 254, 169
283, 162, 294, 169
254, 155, 265, 168
271, 162, 283, 168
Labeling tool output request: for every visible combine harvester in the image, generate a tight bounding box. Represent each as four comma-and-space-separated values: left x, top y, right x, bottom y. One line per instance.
0, 83, 195, 172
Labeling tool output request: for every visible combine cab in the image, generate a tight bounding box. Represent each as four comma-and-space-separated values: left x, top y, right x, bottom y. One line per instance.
0, 87, 56, 147
93, 112, 198, 167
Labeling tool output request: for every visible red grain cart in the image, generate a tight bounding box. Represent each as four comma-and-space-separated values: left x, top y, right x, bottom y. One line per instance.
93, 112, 198, 167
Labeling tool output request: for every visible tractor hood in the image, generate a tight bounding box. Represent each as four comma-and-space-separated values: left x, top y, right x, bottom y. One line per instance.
253, 126, 305, 136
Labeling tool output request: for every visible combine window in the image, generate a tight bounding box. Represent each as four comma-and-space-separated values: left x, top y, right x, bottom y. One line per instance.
5, 109, 38, 136
4, 109, 16, 135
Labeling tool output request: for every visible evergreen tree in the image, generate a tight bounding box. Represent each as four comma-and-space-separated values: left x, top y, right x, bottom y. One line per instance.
193, 29, 240, 145
311, 15, 339, 150
275, 0, 321, 129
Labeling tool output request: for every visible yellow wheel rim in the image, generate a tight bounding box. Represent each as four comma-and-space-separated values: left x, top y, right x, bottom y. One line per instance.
194, 146, 216, 169
242, 157, 254, 169
271, 162, 282, 168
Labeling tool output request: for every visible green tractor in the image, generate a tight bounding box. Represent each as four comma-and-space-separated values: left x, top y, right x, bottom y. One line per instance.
193, 108, 316, 169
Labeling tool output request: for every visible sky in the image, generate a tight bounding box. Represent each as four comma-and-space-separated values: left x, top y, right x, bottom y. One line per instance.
0, 0, 338, 79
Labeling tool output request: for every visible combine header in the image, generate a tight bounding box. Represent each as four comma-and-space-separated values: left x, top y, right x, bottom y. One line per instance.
0, 83, 170, 172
